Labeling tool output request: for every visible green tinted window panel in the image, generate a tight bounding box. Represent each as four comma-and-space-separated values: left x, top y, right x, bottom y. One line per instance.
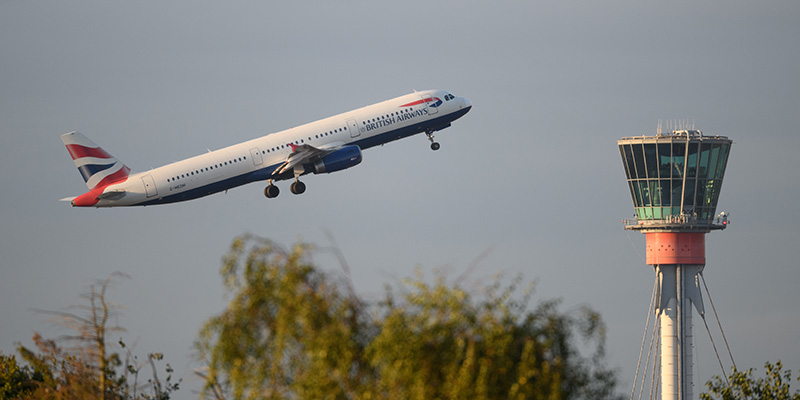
640, 182, 651, 205
695, 179, 708, 208
671, 179, 683, 207
649, 180, 661, 206
619, 146, 631, 179
660, 179, 672, 206
632, 144, 646, 179
623, 145, 637, 180
686, 141, 699, 178
671, 142, 686, 178
709, 182, 719, 207
653, 207, 662, 219
707, 143, 721, 179
658, 143, 672, 177
699, 179, 719, 208
716, 143, 730, 180
644, 144, 658, 178
698, 143, 713, 179
683, 178, 696, 208
633, 181, 644, 207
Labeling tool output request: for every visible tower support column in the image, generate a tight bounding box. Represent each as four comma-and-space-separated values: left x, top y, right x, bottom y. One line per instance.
649, 233, 706, 400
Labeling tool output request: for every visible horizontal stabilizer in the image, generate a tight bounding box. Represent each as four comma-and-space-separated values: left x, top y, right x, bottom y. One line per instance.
59, 196, 77, 202
97, 190, 126, 200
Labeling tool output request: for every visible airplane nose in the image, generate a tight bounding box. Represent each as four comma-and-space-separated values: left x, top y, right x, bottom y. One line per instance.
462, 97, 472, 110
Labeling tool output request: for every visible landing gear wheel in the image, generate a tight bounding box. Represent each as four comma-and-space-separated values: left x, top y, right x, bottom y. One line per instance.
264, 184, 280, 198
290, 181, 306, 195
425, 130, 439, 151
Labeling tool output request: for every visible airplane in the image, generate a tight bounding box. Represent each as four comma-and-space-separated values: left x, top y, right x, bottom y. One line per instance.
60, 89, 471, 207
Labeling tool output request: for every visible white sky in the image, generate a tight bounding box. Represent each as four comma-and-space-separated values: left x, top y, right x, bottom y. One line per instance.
1, 1, 799, 398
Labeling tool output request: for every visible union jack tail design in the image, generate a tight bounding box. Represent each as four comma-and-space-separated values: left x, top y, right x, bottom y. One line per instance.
60, 131, 131, 190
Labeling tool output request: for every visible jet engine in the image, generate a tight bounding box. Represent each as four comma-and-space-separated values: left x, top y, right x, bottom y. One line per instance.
313, 145, 362, 174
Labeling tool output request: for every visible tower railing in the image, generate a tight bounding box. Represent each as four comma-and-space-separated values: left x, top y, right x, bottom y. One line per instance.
622, 213, 729, 232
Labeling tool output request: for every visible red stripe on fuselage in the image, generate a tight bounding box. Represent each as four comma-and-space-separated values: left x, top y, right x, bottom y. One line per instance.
65, 144, 113, 160
399, 98, 433, 107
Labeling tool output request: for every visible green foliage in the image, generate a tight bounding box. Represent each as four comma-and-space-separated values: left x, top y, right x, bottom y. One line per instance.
195, 235, 622, 400
0, 352, 40, 399
701, 361, 800, 400
368, 269, 618, 400
195, 235, 368, 400
1, 274, 180, 400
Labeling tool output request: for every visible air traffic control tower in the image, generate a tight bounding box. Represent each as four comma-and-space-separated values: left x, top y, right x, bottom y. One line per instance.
618, 129, 732, 400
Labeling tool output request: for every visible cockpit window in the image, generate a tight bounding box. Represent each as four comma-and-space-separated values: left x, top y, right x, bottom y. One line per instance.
444, 93, 455, 101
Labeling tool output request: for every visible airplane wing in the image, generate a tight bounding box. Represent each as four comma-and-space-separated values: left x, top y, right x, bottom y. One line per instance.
273, 143, 329, 176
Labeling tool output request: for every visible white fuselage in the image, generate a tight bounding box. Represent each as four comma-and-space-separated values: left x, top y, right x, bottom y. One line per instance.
92, 90, 470, 206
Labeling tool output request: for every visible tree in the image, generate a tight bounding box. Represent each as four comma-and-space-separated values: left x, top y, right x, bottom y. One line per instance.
0, 352, 39, 399
702, 361, 800, 400
34, 273, 127, 399
367, 270, 619, 400
195, 236, 369, 400
195, 235, 622, 400
2, 273, 180, 400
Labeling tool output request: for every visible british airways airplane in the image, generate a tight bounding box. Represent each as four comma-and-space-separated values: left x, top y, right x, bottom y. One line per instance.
61, 89, 471, 207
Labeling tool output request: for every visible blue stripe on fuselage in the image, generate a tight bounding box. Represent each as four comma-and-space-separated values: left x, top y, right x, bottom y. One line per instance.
136, 107, 471, 206
138, 164, 282, 206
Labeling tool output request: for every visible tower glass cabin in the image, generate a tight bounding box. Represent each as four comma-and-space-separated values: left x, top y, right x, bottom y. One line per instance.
618, 130, 732, 231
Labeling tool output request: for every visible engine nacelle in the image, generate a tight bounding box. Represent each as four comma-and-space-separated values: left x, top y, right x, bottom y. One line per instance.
313, 145, 363, 174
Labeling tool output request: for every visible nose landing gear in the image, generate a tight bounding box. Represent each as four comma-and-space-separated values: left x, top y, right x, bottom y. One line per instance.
426, 130, 440, 151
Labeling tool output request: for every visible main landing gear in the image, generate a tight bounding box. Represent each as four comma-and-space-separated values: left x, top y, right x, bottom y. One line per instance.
264, 181, 280, 198
290, 179, 306, 195
263, 178, 306, 199
426, 130, 440, 151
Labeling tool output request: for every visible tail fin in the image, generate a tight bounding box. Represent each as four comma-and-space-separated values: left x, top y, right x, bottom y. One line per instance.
60, 131, 131, 190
